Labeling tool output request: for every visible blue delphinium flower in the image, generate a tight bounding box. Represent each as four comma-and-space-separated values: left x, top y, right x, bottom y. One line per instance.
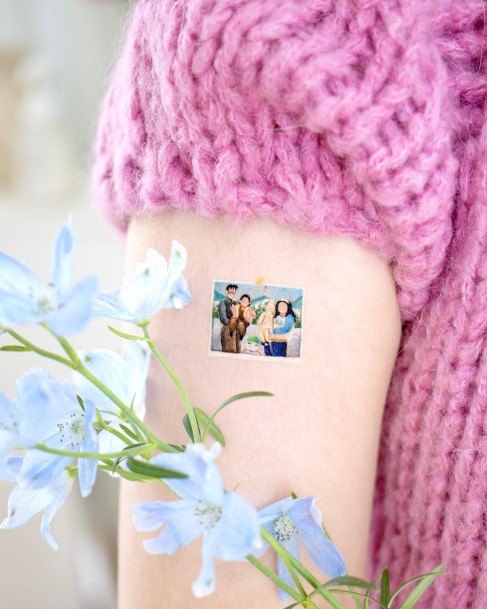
1, 465, 75, 549
17, 369, 99, 498
73, 341, 150, 452
93, 242, 191, 324
259, 496, 347, 601
132, 442, 263, 597
0, 367, 91, 478
0, 220, 99, 336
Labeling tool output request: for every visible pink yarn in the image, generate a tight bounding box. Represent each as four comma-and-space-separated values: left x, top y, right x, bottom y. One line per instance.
91, 1, 487, 606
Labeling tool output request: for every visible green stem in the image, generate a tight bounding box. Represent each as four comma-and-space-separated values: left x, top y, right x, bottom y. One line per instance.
94, 412, 134, 446
35, 443, 150, 460
347, 584, 365, 609
97, 422, 133, 446
4, 327, 73, 367
246, 554, 304, 604
56, 333, 82, 366
261, 529, 346, 609
75, 362, 177, 453
265, 530, 308, 600
39, 326, 177, 454
3, 330, 139, 456
284, 557, 309, 605
141, 323, 201, 443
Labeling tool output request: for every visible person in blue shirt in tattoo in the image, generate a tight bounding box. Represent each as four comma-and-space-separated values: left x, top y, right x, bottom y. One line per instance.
264, 299, 297, 357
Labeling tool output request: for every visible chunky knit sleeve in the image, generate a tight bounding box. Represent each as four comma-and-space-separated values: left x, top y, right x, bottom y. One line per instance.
91, 0, 460, 322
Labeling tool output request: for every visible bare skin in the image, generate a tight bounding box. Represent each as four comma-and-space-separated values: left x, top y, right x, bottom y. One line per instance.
118, 210, 401, 609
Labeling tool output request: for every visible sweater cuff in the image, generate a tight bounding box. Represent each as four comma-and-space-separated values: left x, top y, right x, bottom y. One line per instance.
90, 1, 458, 324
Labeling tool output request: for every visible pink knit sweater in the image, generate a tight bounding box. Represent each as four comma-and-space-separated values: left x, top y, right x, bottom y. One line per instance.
91, 1, 487, 607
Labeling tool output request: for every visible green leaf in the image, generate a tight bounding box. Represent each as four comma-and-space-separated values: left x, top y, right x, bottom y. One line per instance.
98, 463, 153, 482
126, 456, 188, 479
94, 409, 105, 428
396, 564, 444, 609
324, 576, 375, 590
216, 391, 273, 412
182, 413, 195, 442
115, 469, 154, 482
314, 575, 376, 609
380, 569, 390, 605
108, 326, 149, 342
324, 589, 388, 609
291, 491, 299, 499
198, 391, 272, 443
123, 442, 147, 451
0, 345, 31, 352
76, 395, 85, 411
119, 423, 140, 442
168, 443, 185, 452
195, 408, 225, 446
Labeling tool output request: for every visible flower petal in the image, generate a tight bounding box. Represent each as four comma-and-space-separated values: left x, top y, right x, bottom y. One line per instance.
0, 393, 19, 457
73, 342, 149, 419
78, 401, 99, 498
0, 289, 47, 326
17, 369, 76, 447
134, 499, 204, 555
288, 497, 347, 578
122, 341, 151, 419
154, 241, 190, 311
168, 240, 187, 277
1, 479, 54, 529
0, 455, 22, 482
0, 252, 51, 326
49, 221, 75, 302
92, 290, 134, 321
74, 349, 130, 415
1, 469, 73, 549
93, 244, 190, 323
163, 275, 192, 310
133, 501, 172, 532
0, 252, 45, 299
259, 496, 295, 525
97, 427, 125, 453
192, 538, 216, 597
150, 443, 224, 504
40, 471, 74, 549
118, 248, 170, 321
47, 276, 99, 337
19, 447, 72, 490
277, 534, 301, 602
210, 491, 263, 561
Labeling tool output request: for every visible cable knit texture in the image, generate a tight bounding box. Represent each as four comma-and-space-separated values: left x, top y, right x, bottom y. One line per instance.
91, 1, 487, 607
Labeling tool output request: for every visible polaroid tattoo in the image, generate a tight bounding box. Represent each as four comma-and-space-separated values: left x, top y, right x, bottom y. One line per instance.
209, 279, 304, 362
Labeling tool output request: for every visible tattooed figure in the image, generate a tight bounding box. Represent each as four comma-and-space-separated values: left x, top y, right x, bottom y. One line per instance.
219, 284, 238, 353
256, 299, 276, 346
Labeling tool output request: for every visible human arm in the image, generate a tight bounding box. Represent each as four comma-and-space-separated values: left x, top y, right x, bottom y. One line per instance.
270, 314, 295, 335
117, 211, 401, 609
218, 300, 230, 325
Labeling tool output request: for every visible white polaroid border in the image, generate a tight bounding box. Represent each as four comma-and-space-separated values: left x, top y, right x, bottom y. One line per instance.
208, 279, 305, 364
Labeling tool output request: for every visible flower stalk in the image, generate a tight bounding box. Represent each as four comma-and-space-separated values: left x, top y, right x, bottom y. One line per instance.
140, 322, 201, 443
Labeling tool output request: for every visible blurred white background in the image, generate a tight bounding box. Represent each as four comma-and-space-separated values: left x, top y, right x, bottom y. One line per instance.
0, 1, 131, 607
